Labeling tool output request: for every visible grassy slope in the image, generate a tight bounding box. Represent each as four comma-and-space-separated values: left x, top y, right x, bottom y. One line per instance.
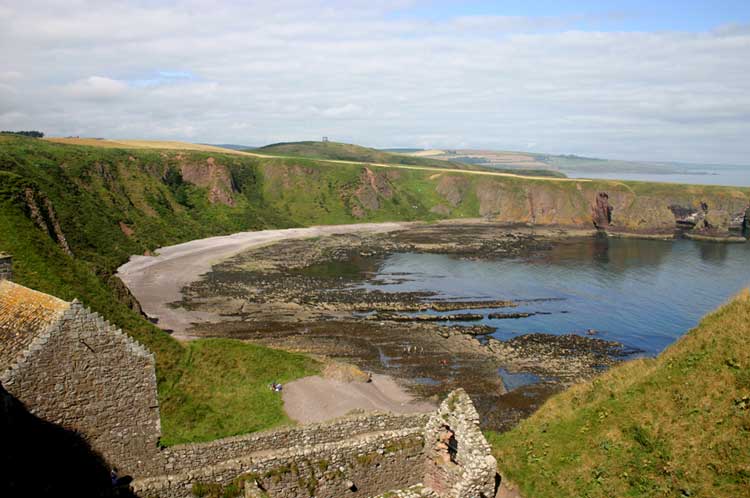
255, 140, 480, 170
488, 291, 750, 498
161, 339, 319, 445
0, 136, 321, 444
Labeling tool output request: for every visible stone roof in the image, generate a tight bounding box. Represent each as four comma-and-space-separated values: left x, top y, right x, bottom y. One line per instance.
0, 280, 70, 371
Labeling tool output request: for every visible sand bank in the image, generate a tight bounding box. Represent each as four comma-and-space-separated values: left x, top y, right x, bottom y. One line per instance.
117, 222, 413, 338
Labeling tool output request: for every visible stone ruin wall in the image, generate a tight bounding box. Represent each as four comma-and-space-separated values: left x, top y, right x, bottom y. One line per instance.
0, 301, 161, 476
146, 412, 431, 477
423, 390, 498, 498
0, 271, 497, 497
135, 426, 427, 498
134, 389, 497, 498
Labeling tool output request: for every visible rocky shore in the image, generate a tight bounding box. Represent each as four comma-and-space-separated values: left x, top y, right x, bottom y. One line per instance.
177, 223, 636, 431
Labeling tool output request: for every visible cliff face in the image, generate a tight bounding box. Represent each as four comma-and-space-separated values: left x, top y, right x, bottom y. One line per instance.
429, 175, 749, 238
1, 136, 748, 259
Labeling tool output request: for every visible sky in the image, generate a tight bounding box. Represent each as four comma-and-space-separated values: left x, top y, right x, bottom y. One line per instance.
1, 0, 749, 163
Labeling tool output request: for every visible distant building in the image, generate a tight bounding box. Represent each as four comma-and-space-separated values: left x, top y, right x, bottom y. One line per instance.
322, 136, 329, 142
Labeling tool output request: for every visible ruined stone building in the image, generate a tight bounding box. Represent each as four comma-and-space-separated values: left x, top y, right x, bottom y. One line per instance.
0, 272, 161, 476
0, 256, 497, 498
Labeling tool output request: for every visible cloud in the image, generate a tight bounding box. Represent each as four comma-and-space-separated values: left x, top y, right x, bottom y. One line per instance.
63, 76, 128, 100
0, 1, 748, 163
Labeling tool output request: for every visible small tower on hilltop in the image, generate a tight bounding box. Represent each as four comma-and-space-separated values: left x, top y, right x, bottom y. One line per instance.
322, 136, 329, 143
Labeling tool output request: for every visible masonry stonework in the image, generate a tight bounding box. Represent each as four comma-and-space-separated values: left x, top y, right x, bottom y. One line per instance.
423, 390, 498, 498
1, 300, 161, 475
147, 412, 431, 477
1, 281, 498, 497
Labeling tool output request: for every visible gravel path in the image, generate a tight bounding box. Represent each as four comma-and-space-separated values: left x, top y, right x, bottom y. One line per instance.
281, 373, 435, 424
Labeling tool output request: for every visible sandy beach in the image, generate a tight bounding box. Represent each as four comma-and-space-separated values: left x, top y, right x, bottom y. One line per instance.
117, 222, 413, 338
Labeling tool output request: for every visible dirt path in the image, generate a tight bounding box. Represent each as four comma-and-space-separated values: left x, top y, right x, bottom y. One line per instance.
117, 222, 415, 338
281, 373, 435, 424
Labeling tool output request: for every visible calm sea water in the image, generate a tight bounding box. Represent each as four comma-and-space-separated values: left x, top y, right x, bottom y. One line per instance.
362, 237, 750, 356
563, 164, 750, 187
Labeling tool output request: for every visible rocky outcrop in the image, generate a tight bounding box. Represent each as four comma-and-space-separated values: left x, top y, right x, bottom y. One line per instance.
436, 176, 470, 207
353, 167, 396, 217
700, 209, 730, 232
592, 192, 612, 229
609, 195, 676, 235
23, 188, 73, 256
107, 274, 145, 316
431, 205, 451, 216
179, 157, 236, 206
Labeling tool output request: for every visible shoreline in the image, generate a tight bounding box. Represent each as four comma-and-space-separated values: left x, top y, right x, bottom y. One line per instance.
116, 219, 600, 338
118, 220, 636, 430
117, 221, 417, 338
117, 220, 746, 340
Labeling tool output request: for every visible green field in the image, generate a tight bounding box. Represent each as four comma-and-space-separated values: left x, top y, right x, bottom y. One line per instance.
255, 140, 481, 170
488, 291, 750, 498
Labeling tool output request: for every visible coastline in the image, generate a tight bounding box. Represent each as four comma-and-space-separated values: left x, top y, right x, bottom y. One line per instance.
117, 221, 415, 338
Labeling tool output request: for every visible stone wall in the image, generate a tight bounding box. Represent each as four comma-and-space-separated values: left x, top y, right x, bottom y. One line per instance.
0, 301, 161, 475
135, 427, 426, 498
423, 389, 498, 498
0, 276, 497, 496
0, 254, 12, 281
132, 390, 498, 498
148, 412, 430, 476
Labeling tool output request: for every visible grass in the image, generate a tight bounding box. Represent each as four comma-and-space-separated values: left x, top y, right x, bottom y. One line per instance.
1, 134, 748, 448
255, 140, 477, 170
159, 339, 320, 445
487, 290, 750, 498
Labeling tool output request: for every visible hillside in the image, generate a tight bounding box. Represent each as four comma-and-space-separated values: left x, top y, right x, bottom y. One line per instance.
488, 290, 750, 498
255, 140, 484, 170
0, 135, 748, 445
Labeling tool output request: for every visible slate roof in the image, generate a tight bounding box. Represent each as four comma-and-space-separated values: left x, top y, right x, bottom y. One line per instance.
0, 280, 70, 371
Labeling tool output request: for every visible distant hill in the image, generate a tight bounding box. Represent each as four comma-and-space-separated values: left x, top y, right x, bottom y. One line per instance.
381, 148, 424, 154
394, 148, 567, 178
255, 141, 483, 170
204, 143, 257, 151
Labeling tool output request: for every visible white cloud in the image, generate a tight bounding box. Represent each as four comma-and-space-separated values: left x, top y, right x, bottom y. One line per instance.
0, 1, 748, 163
63, 76, 128, 100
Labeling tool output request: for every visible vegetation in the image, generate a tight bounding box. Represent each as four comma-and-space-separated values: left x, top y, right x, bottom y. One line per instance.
0, 134, 746, 447
1, 130, 44, 138
488, 290, 750, 498
488, 168, 566, 178
255, 140, 483, 170
161, 339, 319, 445
0, 135, 323, 444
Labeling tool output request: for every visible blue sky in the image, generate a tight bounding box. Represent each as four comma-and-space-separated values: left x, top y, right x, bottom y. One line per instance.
1, 1, 749, 163
394, 0, 750, 31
